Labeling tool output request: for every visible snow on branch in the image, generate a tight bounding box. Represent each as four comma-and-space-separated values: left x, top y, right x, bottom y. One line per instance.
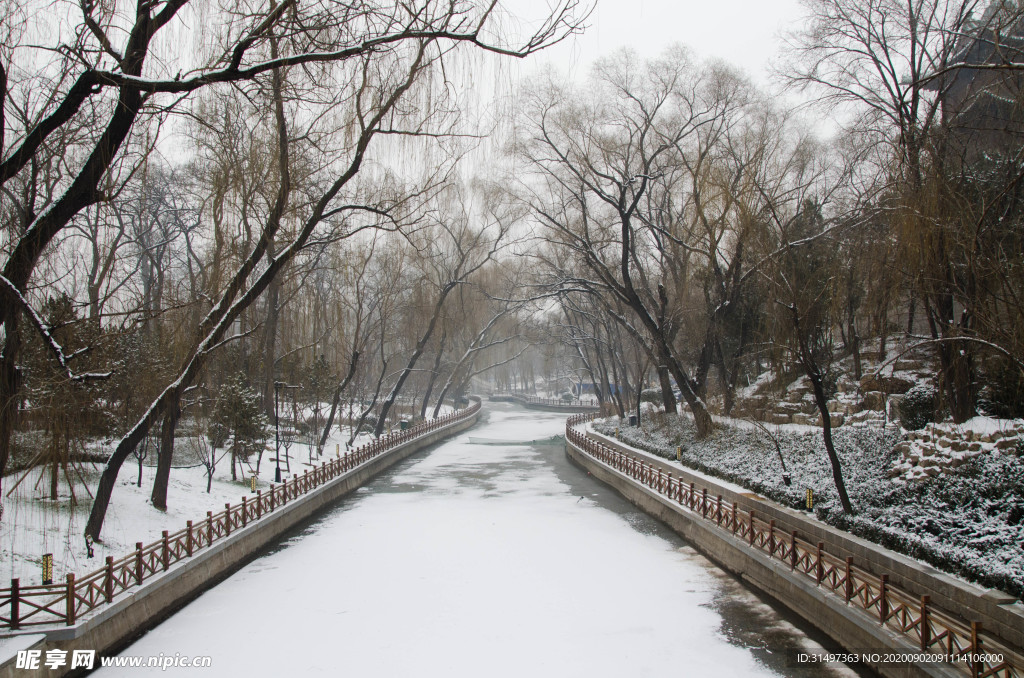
0, 274, 111, 382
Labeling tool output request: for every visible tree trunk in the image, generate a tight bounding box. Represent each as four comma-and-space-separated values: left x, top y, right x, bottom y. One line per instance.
85, 405, 159, 540
607, 348, 626, 418
349, 360, 387, 447
318, 351, 359, 454
419, 331, 446, 419
0, 313, 22, 489
262, 247, 281, 417
940, 339, 975, 423
806, 365, 854, 514
150, 401, 181, 510
656, 339, 713, 437
374, 286, 453, 437
656, 365, 676, 413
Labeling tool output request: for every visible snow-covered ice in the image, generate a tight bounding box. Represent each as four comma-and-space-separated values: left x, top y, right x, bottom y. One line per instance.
94, 403, 856, 677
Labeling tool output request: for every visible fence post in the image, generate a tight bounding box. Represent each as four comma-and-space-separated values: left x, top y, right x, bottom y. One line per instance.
241, 497, 248, 527
225, 503, 232, 536
768, 520, 776, 557
257, 490, 263, 519
879, 574, 889, 624
162, 531, 170, 571
187, 521, 194, 557
207, 511, 213, 545
749, 510, 756, 546
919, 595, 931, 651
790, 531, 798, 569
701, 488, 708, 519
844, 557, 854, 603
970, 621, 981, 678
10, 579, 19, 630
135, 542, 144, 584
66, 574, 76, 625
731, 504, 737, 534
689, 482, 696, 510
104, 557, 114, 603
716, 495, 723, 525
816, 543, 824, 585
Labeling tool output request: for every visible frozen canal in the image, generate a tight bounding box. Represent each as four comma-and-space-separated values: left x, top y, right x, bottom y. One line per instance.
96, 403, 858, 677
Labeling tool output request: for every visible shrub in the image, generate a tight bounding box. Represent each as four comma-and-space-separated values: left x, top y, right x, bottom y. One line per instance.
639, 388, 663, 405
978, 359, 1024, 419
898, 382, 937, 430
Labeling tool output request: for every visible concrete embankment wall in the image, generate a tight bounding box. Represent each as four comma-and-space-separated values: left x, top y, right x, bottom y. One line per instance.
1, 410, 479, 678
567, 429, 1022, 678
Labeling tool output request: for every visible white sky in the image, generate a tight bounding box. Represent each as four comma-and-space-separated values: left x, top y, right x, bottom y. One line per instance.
515, 0, 809, 88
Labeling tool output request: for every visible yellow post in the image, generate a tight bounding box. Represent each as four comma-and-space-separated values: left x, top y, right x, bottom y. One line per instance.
336, 444, 340, 458
806, 488, 813, 510
676, 446, 682, 461
250, 476, 257, 493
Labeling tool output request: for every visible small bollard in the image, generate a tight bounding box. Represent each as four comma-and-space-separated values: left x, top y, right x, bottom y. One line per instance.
676, 446, 682, 461
250, 475, 257, 493
806, 488, 814, 510
42, 553, 53, 585
336, 443, 340, 458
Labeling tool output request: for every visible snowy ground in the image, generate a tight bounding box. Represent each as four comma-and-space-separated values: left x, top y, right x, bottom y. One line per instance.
595, 409, 1024, 599
94, 403, 858, 677
0, 412, 426, 586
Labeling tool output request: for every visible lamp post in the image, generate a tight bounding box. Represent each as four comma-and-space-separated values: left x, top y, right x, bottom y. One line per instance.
274, 381, 282, 483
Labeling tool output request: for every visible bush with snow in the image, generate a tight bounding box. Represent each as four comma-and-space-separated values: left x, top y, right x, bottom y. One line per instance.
898, 382, 937, 430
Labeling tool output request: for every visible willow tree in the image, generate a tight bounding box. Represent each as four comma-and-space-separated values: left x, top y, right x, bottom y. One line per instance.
0, 0, 587, 538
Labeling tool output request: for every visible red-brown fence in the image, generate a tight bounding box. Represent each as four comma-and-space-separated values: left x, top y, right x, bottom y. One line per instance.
0, 399, 481, 631
566, 413, 1022, 678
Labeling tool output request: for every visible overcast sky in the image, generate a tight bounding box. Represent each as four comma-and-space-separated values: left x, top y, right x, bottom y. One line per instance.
516, 0, 809, 87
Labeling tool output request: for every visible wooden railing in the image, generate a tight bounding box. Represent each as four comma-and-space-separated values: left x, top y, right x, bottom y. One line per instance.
0, 399, 481, 630
566, 413, 1021, 678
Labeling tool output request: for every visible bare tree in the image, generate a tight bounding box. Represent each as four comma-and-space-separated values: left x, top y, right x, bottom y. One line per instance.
19, 0, 588, 540
517, 48, 753, 437
780, 0, 1024, 421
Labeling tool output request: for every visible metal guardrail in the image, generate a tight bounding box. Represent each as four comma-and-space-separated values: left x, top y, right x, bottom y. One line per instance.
0, 399, 481, 630
566, 412, 1021, 678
